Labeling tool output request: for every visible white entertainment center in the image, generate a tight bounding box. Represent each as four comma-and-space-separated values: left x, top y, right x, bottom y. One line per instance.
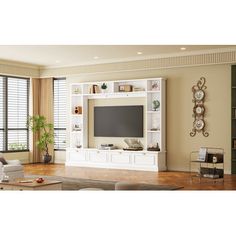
66, 78, 166, 171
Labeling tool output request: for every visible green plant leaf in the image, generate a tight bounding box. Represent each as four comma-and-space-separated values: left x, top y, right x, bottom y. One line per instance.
27, 115, 54, 154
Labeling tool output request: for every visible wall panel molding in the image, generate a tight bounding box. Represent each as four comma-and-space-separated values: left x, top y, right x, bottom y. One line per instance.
40, 49, 236, 77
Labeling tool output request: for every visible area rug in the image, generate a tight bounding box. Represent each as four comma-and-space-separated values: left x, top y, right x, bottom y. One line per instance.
25, 175, 183, 190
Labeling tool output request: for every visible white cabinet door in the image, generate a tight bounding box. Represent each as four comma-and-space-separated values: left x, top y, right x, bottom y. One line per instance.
134, 153, 157, 166
87, 150, 107, 163
110, 152, 132, 165
69, 149, 86, 162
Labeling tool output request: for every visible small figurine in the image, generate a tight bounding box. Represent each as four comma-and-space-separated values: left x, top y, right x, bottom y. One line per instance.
74, 88, 80, 94
152, 81, 160, 91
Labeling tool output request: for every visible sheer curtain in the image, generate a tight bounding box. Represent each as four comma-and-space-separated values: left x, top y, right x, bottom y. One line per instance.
30, 78, 54, 163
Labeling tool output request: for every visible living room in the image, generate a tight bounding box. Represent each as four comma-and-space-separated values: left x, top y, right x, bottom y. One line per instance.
1, 1, 235, 235
0, 45, 233, 189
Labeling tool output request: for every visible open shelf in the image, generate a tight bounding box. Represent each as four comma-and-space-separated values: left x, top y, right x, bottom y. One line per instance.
147, 111, 160, 114
67, 78, 166, 171
71, 114, 83, 117
147, 90, 160, 93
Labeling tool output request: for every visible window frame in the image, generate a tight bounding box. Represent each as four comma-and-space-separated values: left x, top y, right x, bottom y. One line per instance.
53, 77, 66, 151
0, 75, 30, 153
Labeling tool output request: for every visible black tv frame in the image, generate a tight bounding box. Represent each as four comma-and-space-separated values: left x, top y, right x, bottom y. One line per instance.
94, 105, 143, 138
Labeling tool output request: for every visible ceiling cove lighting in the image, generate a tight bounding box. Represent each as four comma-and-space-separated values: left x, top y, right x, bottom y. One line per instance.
137, 52, 143, 55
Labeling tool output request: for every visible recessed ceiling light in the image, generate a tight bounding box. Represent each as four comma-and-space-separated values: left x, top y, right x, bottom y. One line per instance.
93, 56, 99, 59
55, 60, 60, 63
180, 47, 186, 51
137, 52, 143, 55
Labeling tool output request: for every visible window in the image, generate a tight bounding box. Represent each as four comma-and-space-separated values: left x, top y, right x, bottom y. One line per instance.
0, 76, 29, 152
54, 78, 66, 150
0, 77, 5, 151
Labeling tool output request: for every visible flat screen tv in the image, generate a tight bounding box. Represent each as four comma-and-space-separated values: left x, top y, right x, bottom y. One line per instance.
94, 106, 143, 137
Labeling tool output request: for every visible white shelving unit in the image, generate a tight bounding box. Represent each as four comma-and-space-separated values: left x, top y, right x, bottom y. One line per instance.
66, 78, 167, 171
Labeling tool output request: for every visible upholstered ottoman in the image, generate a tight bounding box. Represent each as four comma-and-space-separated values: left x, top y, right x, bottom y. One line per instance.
115, 181, 182, 190
79, 188, 104, 191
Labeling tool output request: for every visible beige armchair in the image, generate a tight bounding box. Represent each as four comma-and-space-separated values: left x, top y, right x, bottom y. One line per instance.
0, 159, 24, 181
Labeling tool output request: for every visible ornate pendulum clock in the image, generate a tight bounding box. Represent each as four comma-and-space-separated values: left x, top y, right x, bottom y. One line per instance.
190, 77, 209, 137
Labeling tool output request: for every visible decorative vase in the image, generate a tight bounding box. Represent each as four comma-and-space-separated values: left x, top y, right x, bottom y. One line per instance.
152, 100, 160, 111
43, 154, 52, 163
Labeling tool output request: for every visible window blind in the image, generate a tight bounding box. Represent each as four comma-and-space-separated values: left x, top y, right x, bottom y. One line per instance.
0, 77, 4, 151
0, 76, 29, 152
7, 78, 29, 150
54, 78, 66, 150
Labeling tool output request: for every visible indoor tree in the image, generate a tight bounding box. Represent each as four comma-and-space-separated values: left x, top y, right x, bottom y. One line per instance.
27, 115, 54, 163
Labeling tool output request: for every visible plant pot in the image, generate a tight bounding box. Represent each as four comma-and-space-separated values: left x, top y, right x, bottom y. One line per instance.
43, 154, 52, 163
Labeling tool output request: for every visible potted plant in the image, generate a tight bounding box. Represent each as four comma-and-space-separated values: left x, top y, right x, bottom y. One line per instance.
101, 83, 107, 93
27, 115, 54, 163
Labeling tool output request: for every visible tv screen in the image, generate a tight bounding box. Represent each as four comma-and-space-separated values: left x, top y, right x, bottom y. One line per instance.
94, 106, 143, 137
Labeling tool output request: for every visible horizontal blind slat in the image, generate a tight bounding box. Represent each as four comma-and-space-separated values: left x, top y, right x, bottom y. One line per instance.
54, 78, 66, 149
0, 77, 29, 151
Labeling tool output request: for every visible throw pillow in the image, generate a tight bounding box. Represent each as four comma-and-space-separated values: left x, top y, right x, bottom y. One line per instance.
0, 157, 8, 165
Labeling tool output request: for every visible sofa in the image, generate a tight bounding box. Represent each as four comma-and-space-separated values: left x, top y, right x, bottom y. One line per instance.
0, 159, 24, 181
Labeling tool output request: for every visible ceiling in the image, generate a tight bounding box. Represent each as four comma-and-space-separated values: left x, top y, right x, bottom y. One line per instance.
0, 45, 235, 68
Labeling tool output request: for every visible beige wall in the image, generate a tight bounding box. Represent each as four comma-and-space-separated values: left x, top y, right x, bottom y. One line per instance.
66, 64, 231, 173
54, 151, 66, 163
0, 61, 39, 78
164, 65, 230, 172
1, 59, 231, 173
2, 152, 30, 164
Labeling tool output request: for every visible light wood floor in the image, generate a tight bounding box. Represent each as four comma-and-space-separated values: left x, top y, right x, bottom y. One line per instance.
23, 164, 236, 190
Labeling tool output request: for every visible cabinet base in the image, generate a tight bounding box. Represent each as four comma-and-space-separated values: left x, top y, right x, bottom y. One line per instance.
66, 148, 167, 172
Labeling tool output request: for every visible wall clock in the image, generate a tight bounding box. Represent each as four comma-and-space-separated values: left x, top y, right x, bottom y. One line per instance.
194, 90, 205, 101
193, 104, 205, 115
190, 77, 209, 137
194, 119, 205, 130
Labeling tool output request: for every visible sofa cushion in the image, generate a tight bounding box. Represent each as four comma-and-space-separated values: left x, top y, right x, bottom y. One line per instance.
0, 157, 8, 165
3, 165, 23, 172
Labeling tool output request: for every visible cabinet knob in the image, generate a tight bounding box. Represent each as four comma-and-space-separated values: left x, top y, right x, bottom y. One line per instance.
0, 187, 3, 190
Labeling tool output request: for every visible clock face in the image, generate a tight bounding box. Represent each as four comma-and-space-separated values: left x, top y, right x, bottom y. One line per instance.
194, 119, 205, 130
194, 90, 205, 101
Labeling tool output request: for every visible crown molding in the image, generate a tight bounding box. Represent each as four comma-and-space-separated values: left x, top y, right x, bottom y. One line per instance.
0, 59, 40, 77
40, 47, 236, 77
0, 59, 39, 70
39, 47, 236, 70
1, 47, 236, 78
